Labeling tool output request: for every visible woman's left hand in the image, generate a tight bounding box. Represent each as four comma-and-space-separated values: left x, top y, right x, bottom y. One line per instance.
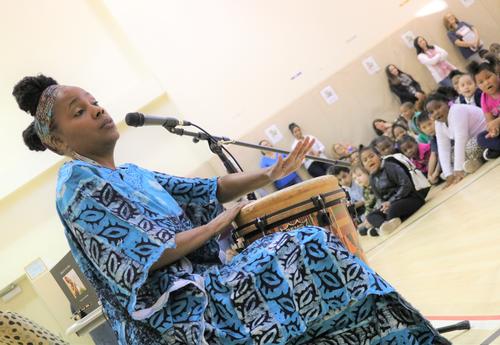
267, 137, 315, 181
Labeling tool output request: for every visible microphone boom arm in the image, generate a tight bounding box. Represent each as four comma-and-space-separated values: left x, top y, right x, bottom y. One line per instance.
165, 127, 350, 168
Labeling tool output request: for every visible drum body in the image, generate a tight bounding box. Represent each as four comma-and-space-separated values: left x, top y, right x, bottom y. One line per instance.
233, 176, 367, 263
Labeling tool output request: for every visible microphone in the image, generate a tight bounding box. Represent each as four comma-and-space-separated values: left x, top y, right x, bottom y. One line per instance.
125, 112, 192, 127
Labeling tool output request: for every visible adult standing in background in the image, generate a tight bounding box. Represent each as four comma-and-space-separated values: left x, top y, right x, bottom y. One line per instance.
385, 64, 425, 104
414, 36, 457, 88
443, 13, 486, 64
289, 122, 332, 177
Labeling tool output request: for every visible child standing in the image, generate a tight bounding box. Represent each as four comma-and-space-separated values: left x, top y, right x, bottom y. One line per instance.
416, 112, 443, 184
398, 135, 431, 175
352, 164, 379, 236
425, 92, 486, 186
457, 74, 482, 107
360, 146, 426, 235
467, 55, 500, 160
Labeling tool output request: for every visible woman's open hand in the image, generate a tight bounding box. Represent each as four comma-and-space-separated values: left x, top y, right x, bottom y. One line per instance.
267, 137, 315, 181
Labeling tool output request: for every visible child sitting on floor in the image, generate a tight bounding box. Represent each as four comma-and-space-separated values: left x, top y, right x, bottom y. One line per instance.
329, 166, 365, 220
359, 146, 427, 235
392, 122, 411, 142
371, 135, 397, 157
398, 102, 430, 143
416, 112, 443, 184
457, 73, 482, 107
352, 164, 379, 237
398, 134, 431, 175
467, 54, 500, 160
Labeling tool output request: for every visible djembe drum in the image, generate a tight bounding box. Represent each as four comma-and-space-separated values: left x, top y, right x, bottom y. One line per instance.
232, 175, 368, 264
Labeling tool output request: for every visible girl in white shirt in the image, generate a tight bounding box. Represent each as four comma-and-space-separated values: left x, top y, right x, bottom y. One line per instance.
288, 122, 332, 177
414, 36, 457, 88
425, 92, 486, 187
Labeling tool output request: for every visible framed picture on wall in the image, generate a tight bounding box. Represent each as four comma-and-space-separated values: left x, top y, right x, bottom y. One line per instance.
320, 85, 339, 105
460, 0, 474, 7
401, 30, 416, 48
264, 124, 284, 144
362, 56, 381, 75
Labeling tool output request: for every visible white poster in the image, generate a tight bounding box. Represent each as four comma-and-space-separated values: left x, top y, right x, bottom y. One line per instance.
362, 56, 381, 75
460, 0, 474, 7
320, 85, 339, 105
264, 124, 283, 144
401, 30, 416, 48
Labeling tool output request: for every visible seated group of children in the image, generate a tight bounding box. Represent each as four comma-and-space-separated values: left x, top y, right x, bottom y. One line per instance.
329, 54, 500, 237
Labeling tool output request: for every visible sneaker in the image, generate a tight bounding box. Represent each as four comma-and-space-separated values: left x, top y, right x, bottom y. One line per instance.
357, 226, 368, 236
463, 158, 483, 174
483, 149, 500, 161
368, 227, 379, 237
380, 218, 402, 235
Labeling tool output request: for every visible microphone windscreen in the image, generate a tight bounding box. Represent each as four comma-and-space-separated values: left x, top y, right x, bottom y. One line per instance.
125, 112, 144, 127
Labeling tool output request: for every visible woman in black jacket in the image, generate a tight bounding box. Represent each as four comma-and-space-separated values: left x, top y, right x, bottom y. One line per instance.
360, 146, 426, 235
386, 64, 425, 104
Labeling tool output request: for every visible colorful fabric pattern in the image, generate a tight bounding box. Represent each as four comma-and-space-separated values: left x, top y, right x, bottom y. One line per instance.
34, 84, 64, 152
56, 160, 449, 345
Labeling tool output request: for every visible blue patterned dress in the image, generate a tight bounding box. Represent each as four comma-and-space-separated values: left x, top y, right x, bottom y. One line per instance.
56, 160, 449, 345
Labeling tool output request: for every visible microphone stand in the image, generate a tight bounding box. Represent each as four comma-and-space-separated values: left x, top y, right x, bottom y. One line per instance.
164, 126, 350, 172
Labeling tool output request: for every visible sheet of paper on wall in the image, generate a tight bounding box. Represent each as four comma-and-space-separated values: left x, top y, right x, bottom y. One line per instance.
460, 0, 474, 7
265, 124, 284, 144
362, 56, 381, 75
320, 85, 339, 105
401, 31, 416, 48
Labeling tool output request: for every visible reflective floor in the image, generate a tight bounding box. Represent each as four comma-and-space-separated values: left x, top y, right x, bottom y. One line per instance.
360, 159, 500, 344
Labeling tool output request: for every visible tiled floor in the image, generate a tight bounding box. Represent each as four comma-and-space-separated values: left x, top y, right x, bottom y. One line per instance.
359, 159, 500, 344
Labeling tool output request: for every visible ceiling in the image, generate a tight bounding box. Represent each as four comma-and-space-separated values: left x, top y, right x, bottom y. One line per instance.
1, 0, 443, 198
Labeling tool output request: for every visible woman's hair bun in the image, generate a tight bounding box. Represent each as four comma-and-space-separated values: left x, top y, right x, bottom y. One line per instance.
12, 74, 58, 116
22, 121, 47, 152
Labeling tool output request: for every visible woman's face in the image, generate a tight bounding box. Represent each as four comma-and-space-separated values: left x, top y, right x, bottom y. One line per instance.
417, 37, 428, 50
361, 149, 382, 175
445, 13, 458, 30
334, 143, 348, 156
475, 70, 499, 96
52, 86, 119, 156
426, 100, 449, 123
292, 126, 303, 139
374, 121, 387, 131
388, 65, 399, 76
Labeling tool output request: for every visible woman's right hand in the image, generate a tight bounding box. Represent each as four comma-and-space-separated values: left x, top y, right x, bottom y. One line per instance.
209, 200, 250, 237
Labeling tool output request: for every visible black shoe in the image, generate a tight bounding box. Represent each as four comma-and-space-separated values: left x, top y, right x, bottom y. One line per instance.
483, 149, 500, 161
358, 226, 368, 236
369, 227, 380, 237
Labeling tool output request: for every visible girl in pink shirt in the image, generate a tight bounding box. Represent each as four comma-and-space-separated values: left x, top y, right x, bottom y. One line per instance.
398, 135, 431, 175
467, 55, 500, 160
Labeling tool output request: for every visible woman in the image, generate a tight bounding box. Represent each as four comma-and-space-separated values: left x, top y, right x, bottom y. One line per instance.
385, 64, 425, 104
414, 36, 457, 88
443, 13, 486, 63
372, 118, 393, 137
288, 122, 332, 177
13, 75, 449, 345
